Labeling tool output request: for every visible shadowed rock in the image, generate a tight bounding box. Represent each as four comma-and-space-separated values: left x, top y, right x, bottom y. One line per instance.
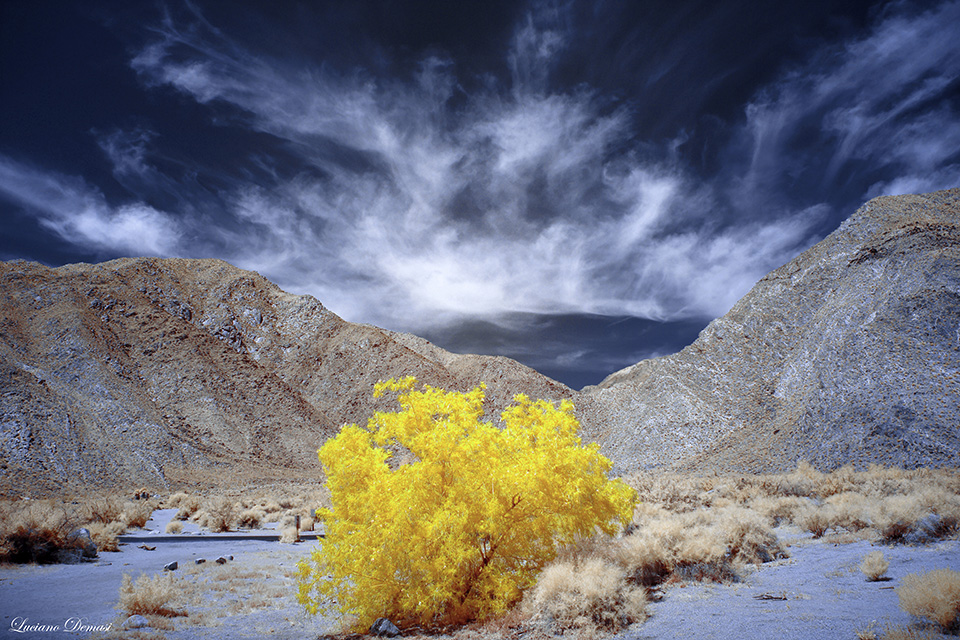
586, 188, 960, 473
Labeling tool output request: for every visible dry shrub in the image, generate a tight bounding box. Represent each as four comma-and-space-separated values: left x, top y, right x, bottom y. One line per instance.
825, 492, 874, 531
750, 495, 813, 527
860, 550, 890, 581
88, 521, 125, 552
797, 503, 834, 538
877, 626, 951, 639
172, 495, 202, 521
523, 556, 647, 637
119, 573, 186, 617
164, 520, 183, 534
0, 500, 82, 564
236, 508, 265, 529
875, 495, 927, 543
896, 568, 960, 632
260, 500, 283, 521
122, 500, 155, 529
278, 527, 299, 543
85, 496, 124, 524
196, 497, 235, 532
162, 492, 190, 509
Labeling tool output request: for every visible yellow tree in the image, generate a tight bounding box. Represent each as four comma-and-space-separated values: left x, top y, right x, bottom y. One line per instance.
296, 377, 637, 630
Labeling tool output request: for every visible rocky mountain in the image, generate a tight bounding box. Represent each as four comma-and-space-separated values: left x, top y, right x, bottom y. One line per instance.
585, 188, 960, 474
2, 190, 957, 495
0, 258, 575, 496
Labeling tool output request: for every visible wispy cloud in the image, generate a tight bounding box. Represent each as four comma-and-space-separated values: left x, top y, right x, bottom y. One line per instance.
96, 127, 157, 178
3, 0, 957, 342
0, 156, 182, 256
738, 0, 960, 204
117, 2, 827, 328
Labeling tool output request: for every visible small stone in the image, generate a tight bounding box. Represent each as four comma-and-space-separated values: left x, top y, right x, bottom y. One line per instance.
216, 556, 227, 564
68, 528, 98, 558
163, 561, 178, 571
125, 615, 151, 629
195, 558, 206, 565
370, 617, 400, 637
228, 555, 234, 561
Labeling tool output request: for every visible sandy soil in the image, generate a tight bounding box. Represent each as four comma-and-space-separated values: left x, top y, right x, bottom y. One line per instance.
620, 528, 960, 640
1, 513, 958, 639
0, 509, 335, 639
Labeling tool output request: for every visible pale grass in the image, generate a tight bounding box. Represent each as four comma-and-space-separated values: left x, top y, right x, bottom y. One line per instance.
119, 573, 185, 617
236, 507, 266, 529
87, 521, 125, 552
522, 556, 647, 638
195, 497, 236, 532
896, 568, 960, 632
164, 520, 183, 534
860, 550, 890, 581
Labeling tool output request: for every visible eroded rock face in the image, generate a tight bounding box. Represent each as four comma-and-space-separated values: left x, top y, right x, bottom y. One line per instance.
0, 257, 575, 495
586, 189, 960, 473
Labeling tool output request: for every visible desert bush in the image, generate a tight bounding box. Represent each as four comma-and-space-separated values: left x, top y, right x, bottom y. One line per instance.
896, 568, 960, 632
522, 556, 647, 637
119, 573, 185, 617
860, 550, 890, 581
236, 508, 265, 529
749, 495, 814, 527
172, 495, 202, 521
279, 527, 299, 544
0, 500, 83, 564
196, 497, 235, 533
164, 520, 183, 534
825, 492, 873, 531
797, 503, 834, 538
296, 378, 637, 631
85, 496, 124, 524
88, 521, 125, 552
162, 492, 190, 509
875, 495, 927, 543
122, 500, 155, 529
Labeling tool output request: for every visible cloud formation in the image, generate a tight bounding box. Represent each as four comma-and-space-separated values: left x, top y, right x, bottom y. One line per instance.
2, 0, 958, 350
114, 2, 831, 329
0, 156, 182, 256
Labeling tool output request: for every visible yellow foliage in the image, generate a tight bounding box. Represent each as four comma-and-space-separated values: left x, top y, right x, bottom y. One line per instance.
296, 377, 637, 631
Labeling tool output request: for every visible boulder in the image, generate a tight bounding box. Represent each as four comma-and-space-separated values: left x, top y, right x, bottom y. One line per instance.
370, 617, 400, 637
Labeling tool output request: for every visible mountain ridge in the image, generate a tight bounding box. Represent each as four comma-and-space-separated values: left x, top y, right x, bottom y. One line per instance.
2, 189, 958, 495
585, 188, 960, 473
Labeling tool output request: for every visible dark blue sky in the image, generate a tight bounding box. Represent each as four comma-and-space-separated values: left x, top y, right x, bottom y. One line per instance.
2, 0, 959, 389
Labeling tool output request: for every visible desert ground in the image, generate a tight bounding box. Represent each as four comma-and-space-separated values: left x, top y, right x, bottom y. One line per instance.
2, 466, 958, 640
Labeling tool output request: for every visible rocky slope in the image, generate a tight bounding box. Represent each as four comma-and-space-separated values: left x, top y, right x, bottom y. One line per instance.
0, 258, 575, 495
585, 188, 960, 473
2, 190, 957, 493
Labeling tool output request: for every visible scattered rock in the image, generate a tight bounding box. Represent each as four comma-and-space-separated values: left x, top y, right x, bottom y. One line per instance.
216, 556, 228, 564
195, 558, 206, 565
68, 528, 98, 559
138, 544, 156, 551
370, 618, 400, 637
163, 561, 178, 571
125, 615, 151, 629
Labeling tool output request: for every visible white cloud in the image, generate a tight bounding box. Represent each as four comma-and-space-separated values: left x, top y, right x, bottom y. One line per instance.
741, 0, 960, 202
6, 1, 956, 340
96, 128, 156, 178
0, 155, 181, 256
121, 4, 824, 330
